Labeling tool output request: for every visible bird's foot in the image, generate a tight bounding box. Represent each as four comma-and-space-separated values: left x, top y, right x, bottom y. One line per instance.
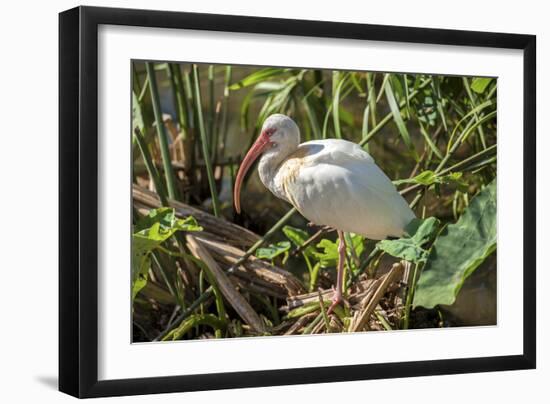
327, 288, 343, 315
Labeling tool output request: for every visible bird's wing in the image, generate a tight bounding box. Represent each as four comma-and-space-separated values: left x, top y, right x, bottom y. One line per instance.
282, 139, 415, 239
300, 139, 404, 200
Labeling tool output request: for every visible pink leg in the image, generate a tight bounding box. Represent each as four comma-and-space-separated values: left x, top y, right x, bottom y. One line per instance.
328, 230, 346, 314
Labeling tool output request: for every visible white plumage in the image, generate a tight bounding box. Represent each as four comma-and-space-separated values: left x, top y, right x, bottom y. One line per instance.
234, 114, 415, 311
272, 139, 414, 240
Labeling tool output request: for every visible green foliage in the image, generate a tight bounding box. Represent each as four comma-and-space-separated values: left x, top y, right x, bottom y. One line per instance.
470, 77, 494, 94
256, 241, 291, 260
162, 314, 226, 341
285, 301, 345, 322
394, 170, 468, 191
282, 225, 314, 255
132, 91, 145, 136
384, 77, 417, 160
229, 68, 289, 90
132, 208, 202, 300
377, 217, 441, 263
282, 225, 323, 290
132, 61, 498, 339
313, 234, 364, 269
413, 180, 497, 308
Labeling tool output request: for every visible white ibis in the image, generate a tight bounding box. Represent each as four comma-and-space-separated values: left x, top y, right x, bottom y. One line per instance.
234, 114, 415, 313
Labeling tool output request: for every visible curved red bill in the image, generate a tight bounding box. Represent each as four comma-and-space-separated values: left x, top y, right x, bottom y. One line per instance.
234, 130, 272, 214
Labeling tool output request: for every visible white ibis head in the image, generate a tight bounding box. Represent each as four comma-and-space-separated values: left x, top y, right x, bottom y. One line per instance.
234, 114, 300, 214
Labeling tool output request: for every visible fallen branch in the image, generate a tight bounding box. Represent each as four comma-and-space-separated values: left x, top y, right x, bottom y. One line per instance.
186, 234, 267, 334
195, 235, 305, 296
133, 184, 259, 248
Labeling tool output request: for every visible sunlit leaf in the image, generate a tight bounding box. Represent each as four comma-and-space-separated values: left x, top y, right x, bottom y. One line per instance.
163, 314, 226, 341
283, 226, 317, 257
470, 77, 493, 94
393, 170, 468, 191
313, 234, 364, 268
377, 217, 440, 263
313, 239, 339, 268
132, 209, 202, 300
256, 241, 291, 260
229, 68, 289, 90
132, 253, 151, 301
413, 180, 497, 308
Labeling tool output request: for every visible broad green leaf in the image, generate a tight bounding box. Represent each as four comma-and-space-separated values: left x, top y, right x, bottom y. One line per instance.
404, 217, 441, 243
283, 225, 317, 257
348, 234, 366, 260
313, 239, 339, 268
256, 241, 291, 260
132, 209, 202, 300
134, 207, 201, 234
377, 239, 427, 263
377, 217, 440, 263
313, 234, 364, 268
132, 253, 151, 300
470, 77, 493, 94
413, 180, 497, 308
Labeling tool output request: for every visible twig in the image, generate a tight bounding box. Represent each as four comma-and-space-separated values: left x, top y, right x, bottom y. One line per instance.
350, 262, 404, 332
374, 307, 393, 331
398, 144, 497, 197
302, 312, 324, 334
285, 289, 333, 311
291, 227, 334, 257
284, 313, 316, 335
227, 208, 298, 273
154, 288, 213, 341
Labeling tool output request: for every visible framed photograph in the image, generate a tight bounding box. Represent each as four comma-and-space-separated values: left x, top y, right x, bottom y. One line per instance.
59, 6, 536, 398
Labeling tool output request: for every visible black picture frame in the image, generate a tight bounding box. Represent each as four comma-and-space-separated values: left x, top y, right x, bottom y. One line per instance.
59, 5, 536, 398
